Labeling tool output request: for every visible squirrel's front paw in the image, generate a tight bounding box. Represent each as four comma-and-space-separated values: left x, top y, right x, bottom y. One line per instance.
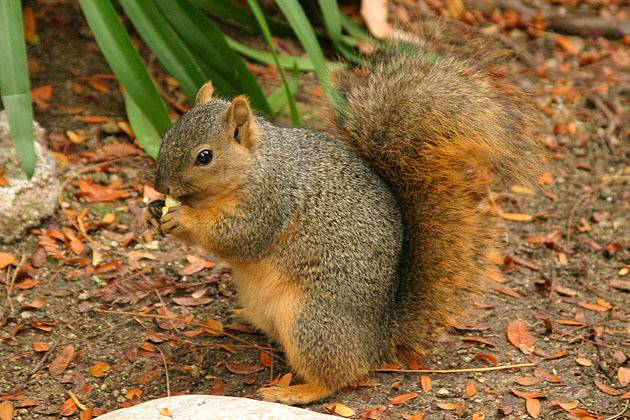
146, 199, 166, 236
259, 383, 332, 405
160, 205, 186, 236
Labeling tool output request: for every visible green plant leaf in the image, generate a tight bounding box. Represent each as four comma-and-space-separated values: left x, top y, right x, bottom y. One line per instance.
0, 0, 36, 177
267, 69, 300, 116
154, 0, 271, 115
247, 0, 299, 125
274, 0, 342, 107
119, 0, 206, 102
192, 0, 293, 38
79, 0, 171, 136
124, 92, 160, 159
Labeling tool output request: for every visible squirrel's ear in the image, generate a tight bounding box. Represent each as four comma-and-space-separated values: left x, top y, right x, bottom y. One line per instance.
225, 95, 257, 150
195, 81, 214, 105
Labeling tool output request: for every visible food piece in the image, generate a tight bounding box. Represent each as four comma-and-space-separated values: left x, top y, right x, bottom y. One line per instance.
162, 196, 181, 216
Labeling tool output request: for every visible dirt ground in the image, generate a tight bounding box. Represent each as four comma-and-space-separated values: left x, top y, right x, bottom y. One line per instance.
0, 0, 628, 419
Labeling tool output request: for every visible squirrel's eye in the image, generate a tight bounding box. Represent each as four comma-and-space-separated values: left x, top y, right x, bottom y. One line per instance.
195, 149, 213, 166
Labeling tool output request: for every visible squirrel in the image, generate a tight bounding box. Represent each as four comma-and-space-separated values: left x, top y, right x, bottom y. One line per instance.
146, 28, 539, 405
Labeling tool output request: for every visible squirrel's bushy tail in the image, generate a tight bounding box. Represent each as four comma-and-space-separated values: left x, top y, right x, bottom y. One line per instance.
330, 26, 540, 351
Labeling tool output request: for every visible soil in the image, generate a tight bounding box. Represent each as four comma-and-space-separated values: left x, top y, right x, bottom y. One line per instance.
0, 1, 628, 419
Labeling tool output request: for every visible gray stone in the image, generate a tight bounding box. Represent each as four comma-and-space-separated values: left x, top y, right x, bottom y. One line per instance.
97, 395, 337, 420
0, 111, 60, 243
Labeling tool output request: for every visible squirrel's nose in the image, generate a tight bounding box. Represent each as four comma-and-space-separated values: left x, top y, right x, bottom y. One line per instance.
154, 173, 170, 195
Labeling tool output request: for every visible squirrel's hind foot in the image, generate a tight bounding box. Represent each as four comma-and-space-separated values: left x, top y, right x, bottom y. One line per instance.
258, 383, 333, 405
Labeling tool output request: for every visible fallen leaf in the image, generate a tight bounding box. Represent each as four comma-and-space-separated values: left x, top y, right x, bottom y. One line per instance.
260, 352, 272, 368
575, 357, 592, 367
511, 388, 546, 399
436, 402, 459, 410
32, 341, 49, 352
22, 297, 47, 310
77, 179, 129, 203
609, 279, 630, 291
0, 401, 14, 420
49, 345, 75, 375
515, 377, 543, 386
391, 392, 418, 405
553, 400, 578, 410
471, 412, 485, 420
14, 278, 39, 290
59, 398, 77, 417
555, 36, 577, 55
0, 252, 17, 269
225, 362, 264, 375
178, 259, 206, 276
506, 319, 535, 354
203, 319, 224, 335
495, 287, 523, 299
619, 367, 630, 387
420, 376, 432, 393
500, 212, 533, 222
158, 407, 172, 417
465, 380, 477, 397
172, 296, 212, 306
525, 398, 541, 418
325, 403, 355, 417
577, 301, 609, 312
79, 408, 93, 420
360, 0, 393, 39
89, 361, 110, 378
126, 388, 142, 400
473, 353, 498, 365
211, 378, 224, 395
594, 380, 621, 396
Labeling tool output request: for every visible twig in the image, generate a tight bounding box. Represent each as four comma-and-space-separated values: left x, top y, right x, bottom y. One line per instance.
3, 255, 26, 316
606, 400, 629, 420
93, 308, 266, 351
565, 193, 591, 253
372, 362, 536, 374
592, 97, 620, 151
154, 290, 180, 334
156, 346, 171, 397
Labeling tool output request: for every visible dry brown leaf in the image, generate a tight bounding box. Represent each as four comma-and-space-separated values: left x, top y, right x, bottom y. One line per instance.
511, 388, 546, 399
420, 376, 432, 393
178, 258, 206, 276
203, 319, 224, 335
500, 212, 533, 222
22, 297, 47, 310
594, 380, 621, 396
159, 407, 172, 417
515, 377, 543, 386
577, 301, 609, 312
89, 361, 110, 378
618, 367, 630, 387
77, 179, 129, 203
0, 252, 17, 269
79, 408, 93, 420
575, 357, 592, 367
553, 400, 578, 410
391, 392, 418, 405
126, 388, 142, 400
32, 341, 49, 352
0, 401, 14, 420
473, 353, 498, 365
49, 345, 75, 375
15, 278, 39, 290
211, 378, 224, 395
172, 296, 212, 306
59, 398, 77, 417
260, 352, 272, 368
506, 319, 535, 354
525, 398, 541, 418
225, 362, 264, 375
471, 412, 485, 420
436, 402, 459, 410
325, 403, 355, 417
465, 380, 477, 397
360, 0, 393, 39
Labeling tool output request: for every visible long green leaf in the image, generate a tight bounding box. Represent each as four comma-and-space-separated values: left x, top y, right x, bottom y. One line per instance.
318, 0, 342, 43
247, 0, 299, 125
274, 0, 342, 107
0, 0, 36, 177
267, 70, 300, 115
192, 0, 294, 38
79, 0, 171, 136
119, 0, 206, 101
124, 92, 160, 159
154, 0, 271, 115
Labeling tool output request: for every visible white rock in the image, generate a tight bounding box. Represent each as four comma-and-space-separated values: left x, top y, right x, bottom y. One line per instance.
97, 395, 337, 420
0, 111, 60, 243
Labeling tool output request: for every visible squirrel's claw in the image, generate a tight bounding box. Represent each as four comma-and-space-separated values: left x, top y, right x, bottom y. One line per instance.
258, 383, 332, 405
160, 205, 183, 235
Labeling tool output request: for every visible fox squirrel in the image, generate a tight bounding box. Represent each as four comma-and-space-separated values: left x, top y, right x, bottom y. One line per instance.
147, 31, 539, 405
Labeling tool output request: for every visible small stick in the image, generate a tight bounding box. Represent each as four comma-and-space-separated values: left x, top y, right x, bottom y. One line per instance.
154, 290, 179, 333
4, 255, 26, 315
94, 308, 265, 352
372, 362, 536, 374
156, 346, 171, 397
606, 400, 629, 420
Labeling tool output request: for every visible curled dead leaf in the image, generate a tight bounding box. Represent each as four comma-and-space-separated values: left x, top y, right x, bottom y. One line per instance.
225, 362, 264, 375
325, 403, 355, 417
420, 376, 432, 393
391, 392, 418, 405
89, 361, 110, 378
49, 345, 75, 376
525, 398, 541, 418
594, 379, 621, 396
506, 319, 535, 354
